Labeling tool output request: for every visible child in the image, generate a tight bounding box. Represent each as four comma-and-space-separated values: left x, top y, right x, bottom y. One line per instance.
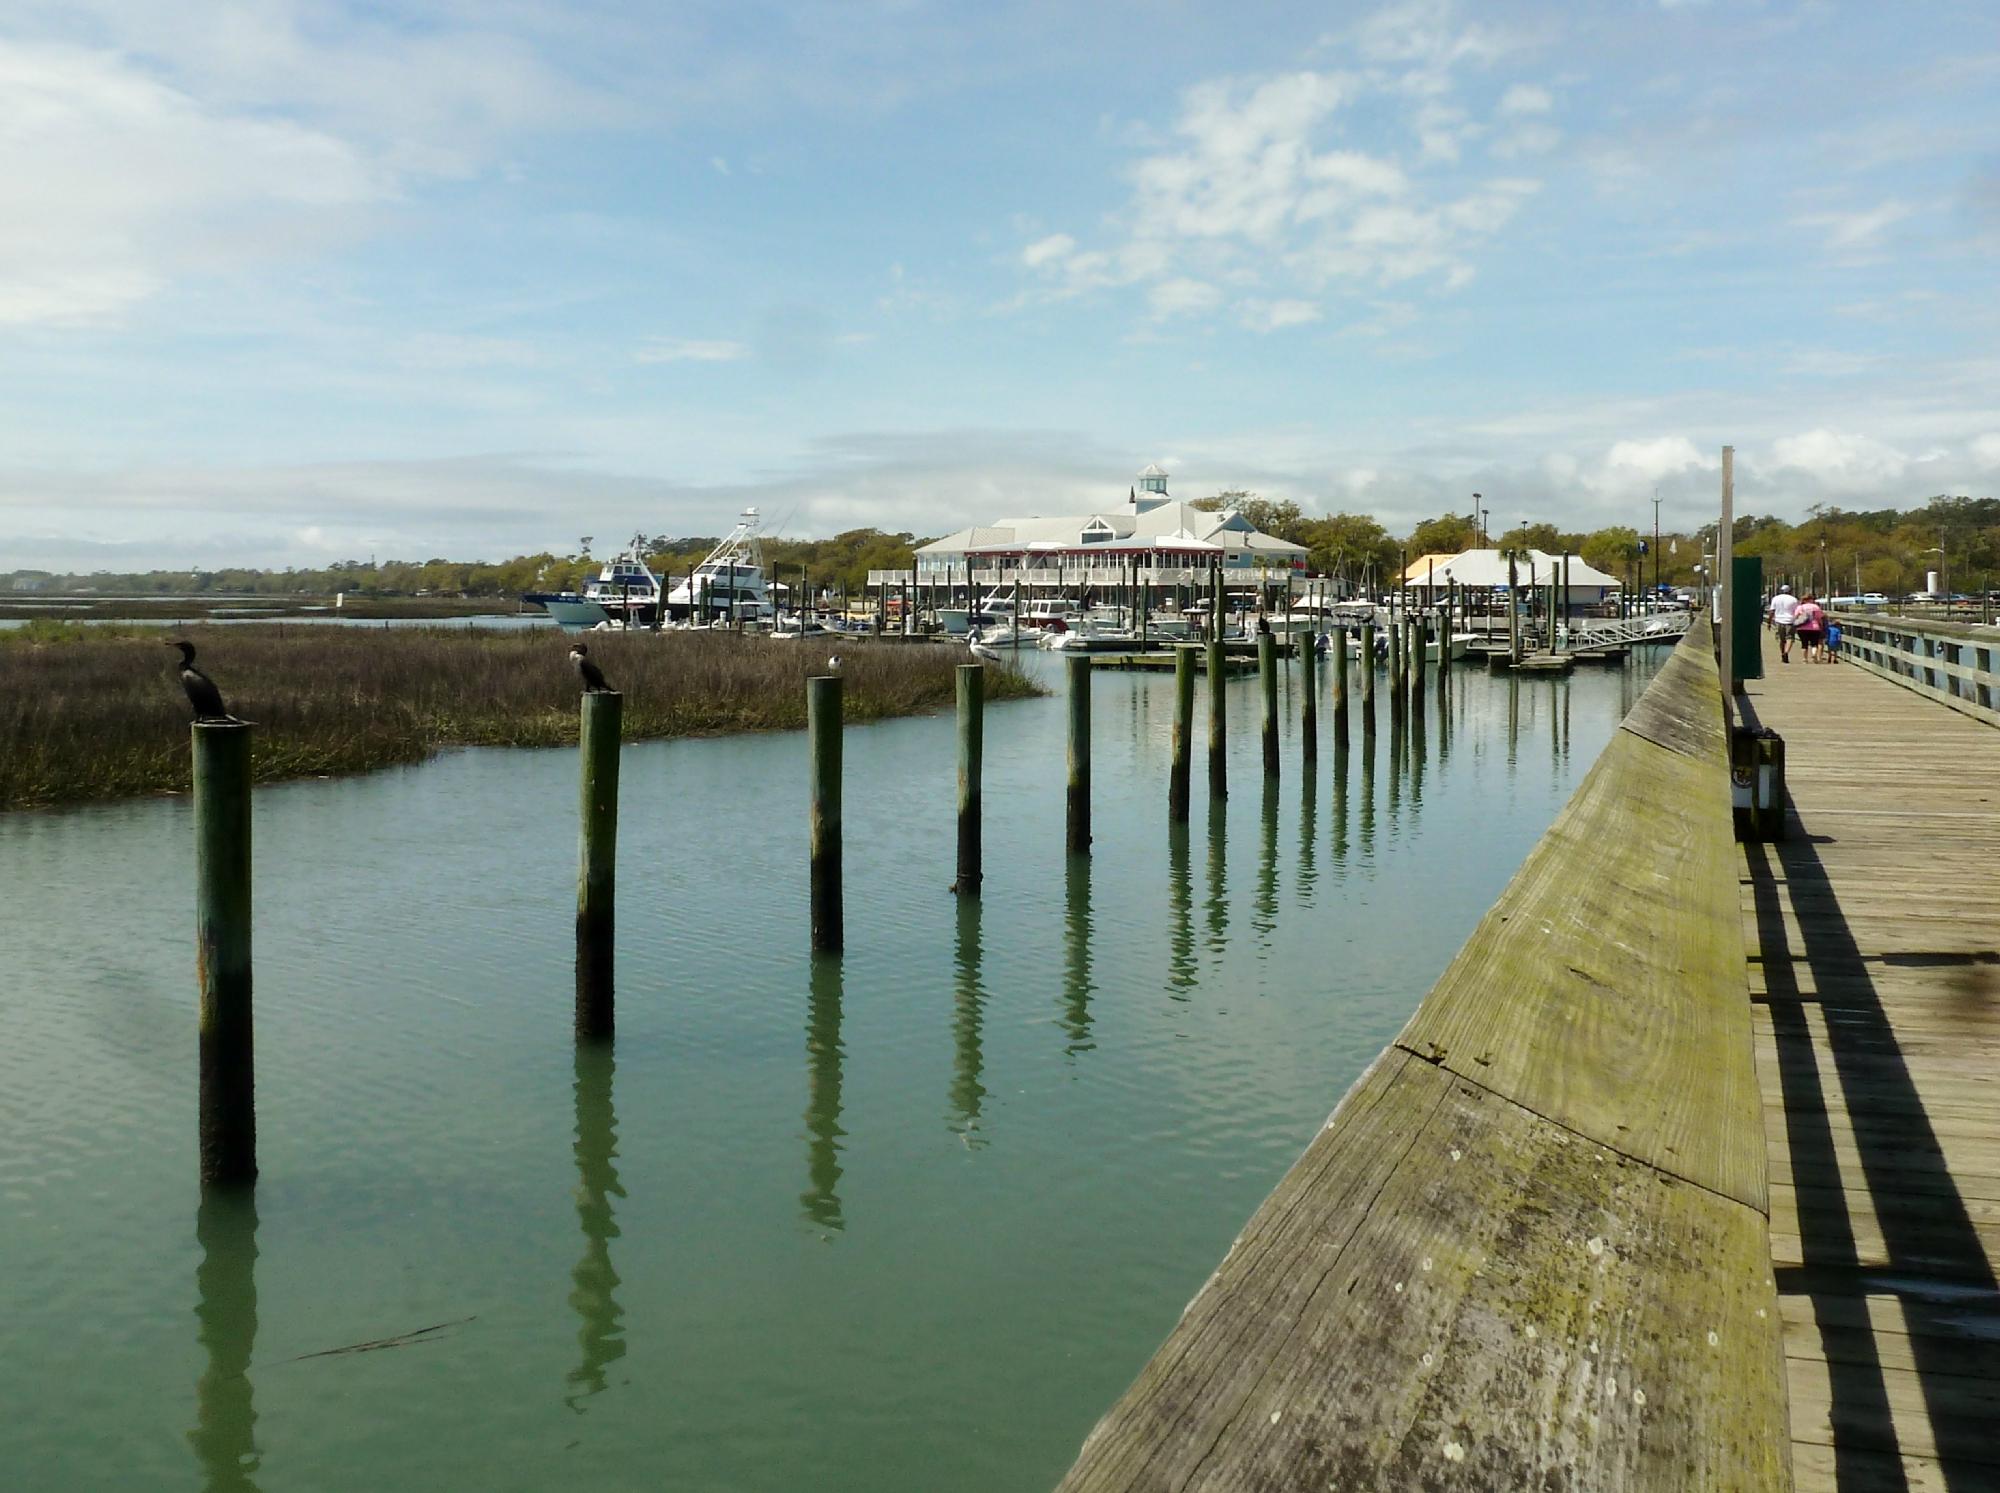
1824, 621, 1842, 663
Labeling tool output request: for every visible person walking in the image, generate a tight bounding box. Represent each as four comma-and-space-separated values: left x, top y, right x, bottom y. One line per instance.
1793, 592, 1827, 663
1768, 583, 1800, 662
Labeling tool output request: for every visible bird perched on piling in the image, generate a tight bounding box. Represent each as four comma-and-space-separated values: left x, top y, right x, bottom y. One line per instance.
968, 639, 1001, 664
826, 654, 843, 673
168, 640, 231, 721
569, 643, 612, 693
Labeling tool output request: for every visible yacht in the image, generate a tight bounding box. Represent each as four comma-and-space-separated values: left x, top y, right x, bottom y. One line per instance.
666, 510, 777, 624
523, 537, 664, 630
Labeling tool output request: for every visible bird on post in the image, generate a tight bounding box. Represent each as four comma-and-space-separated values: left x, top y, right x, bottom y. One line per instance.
168, 640, 231, 721
827, 654, 843, 673
569, 643, 612, 693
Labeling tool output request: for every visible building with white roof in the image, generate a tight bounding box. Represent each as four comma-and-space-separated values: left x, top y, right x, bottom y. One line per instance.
906, 464, 1308, 585
1398, 548, 1621, 602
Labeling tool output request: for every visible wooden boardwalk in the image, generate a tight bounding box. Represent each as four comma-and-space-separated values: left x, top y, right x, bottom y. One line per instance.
1738, 635, 2000, 1490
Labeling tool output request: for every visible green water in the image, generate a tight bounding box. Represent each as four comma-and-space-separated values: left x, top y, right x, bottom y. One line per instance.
1, 652, 1655, 1491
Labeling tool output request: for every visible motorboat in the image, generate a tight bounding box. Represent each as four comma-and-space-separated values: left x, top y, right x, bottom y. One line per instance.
665, 510, 777, 624
523, 536, 664, 630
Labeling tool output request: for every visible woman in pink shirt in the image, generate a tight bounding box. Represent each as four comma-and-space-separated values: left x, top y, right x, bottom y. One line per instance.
1793, 594, 1826, 661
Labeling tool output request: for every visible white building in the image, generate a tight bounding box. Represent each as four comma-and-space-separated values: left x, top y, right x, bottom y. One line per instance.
894, 465, 1308, 591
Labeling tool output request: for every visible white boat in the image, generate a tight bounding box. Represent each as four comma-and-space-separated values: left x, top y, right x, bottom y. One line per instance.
665, 510, 777, 624
523, 536, 665, 630
1343, 629, 1472, 663
970, 621, 1043, 650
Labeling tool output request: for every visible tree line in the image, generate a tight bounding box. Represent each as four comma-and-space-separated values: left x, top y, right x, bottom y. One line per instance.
13, 493, 1992, 600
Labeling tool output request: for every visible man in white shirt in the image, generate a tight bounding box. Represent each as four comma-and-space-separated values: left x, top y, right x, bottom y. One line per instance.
1767, 583, 1799, 662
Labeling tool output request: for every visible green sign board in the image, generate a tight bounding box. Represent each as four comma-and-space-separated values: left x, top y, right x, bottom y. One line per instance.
1732, 554, 1764, 681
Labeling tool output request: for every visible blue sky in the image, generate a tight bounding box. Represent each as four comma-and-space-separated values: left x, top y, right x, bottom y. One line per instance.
2, 0, 1997, 569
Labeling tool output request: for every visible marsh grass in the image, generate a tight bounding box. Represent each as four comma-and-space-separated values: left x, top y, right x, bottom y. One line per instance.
2, 627, 1040, 811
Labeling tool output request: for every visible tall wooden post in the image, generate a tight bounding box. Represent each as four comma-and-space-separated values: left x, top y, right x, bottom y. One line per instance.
1360, 623, 1377, 733
1207, 635, 1228, 799
956, 664, 983, 896
1331, 624, 1350, 747
1066, 655, 1092, 854
809, 676, 843, 949
1257, 631, 1279, 777
1169, 645, 1194, 821
576, 690, 621, 1039
1301, 624, 1318, 762
1412, 610, 1427, 697
194, 721, 256, 1187
1508, 554, 1522, 665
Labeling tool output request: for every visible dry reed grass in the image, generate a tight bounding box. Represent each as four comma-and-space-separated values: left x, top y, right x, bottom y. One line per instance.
1, 627, 1039, 811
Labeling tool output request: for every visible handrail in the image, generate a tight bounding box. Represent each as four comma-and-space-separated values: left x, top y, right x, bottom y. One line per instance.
1830, 611, 1999, 728
1057, 617, 1790, 1491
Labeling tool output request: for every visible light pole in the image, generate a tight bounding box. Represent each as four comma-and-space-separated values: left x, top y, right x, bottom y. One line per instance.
1472, 492, 1485, 548
1651, 490, 1662, 601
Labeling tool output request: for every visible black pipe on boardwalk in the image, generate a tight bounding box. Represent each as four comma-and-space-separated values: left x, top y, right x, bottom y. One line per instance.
1056, 618, 1790, 1491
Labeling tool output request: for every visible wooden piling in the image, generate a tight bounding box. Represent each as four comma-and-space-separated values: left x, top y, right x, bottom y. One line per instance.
1066, 654, 1091, 854
1301, 627, 1318, 762
1170, 644, 1194, 821
194, 720, 256, 1187
575, 690, 621, 1039
1411, 611, 1427, 697
956, 664, 983, 896
1360, 623, 1377, 733
1258, 631, 1279, 778
809, 675, 843, 950
1207, 635, 1227, 800
1331, 624, 1349, 746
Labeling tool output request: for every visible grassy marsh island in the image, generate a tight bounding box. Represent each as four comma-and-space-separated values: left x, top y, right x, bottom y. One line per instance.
1, 625, 1039, 811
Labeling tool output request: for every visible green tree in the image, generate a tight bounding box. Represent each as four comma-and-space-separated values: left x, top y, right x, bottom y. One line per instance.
1579, 525, 1641, 580
1405, 512, 1476, 555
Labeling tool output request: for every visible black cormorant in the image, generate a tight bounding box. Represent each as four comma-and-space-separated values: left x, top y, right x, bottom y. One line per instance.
570, 643, 612, 693
169, 640, 230, 720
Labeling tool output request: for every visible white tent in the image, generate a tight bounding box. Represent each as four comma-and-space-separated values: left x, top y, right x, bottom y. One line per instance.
1405, 548, 1620, 599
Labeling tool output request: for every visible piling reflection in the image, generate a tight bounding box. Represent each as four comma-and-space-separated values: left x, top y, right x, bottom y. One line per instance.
1204, 797, 1229, 952
566, 1042, 626, 1411
1060, 856, 1094, 1055
802, 951, 847, 1229
1409, 696, 1427, 809
1252, 780, 1278, 945
1167, 820, 1195, 997
1386, 711, 1403, 834
1358, 727, 1376, 858
1506, 677, 1522, 767
950, 899, 990, 1137
1296, 762, 1318, 904
1331, 743, 1351, 868
190, 1192, 261, 1493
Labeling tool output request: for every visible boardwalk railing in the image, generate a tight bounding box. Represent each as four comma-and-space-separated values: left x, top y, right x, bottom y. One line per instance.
1058, 617, 1791, 1491
1831, 611, 2000, 728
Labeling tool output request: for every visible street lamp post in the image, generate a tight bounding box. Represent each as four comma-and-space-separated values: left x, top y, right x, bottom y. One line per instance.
1472, 492, 1485, 548
1652, 490, 1662, 602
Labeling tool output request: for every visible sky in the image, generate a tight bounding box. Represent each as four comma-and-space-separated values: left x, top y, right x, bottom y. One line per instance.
2, 0, 1997, 570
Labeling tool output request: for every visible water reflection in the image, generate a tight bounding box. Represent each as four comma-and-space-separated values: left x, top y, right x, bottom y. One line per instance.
1252, 779, 1279, 945
566, 1042, 626, 1411
1506, 677, 1521, 767
1204, 797, 1229, 952
1409, 696, 1427, 808
1330, 744, 1350, 868
1358, 726, 1377, 858
1296, 763, 1318, 905
1386, 712, 1403, 834
1167, 821, 1195, 997
1060, 857, 1094, 1056
802, 952, 847, 1230
951, 900, 990, 1137
189, 1192, 261, 1492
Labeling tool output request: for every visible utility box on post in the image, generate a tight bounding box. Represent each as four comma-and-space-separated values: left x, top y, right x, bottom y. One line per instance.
1731, 726, 1786, 841
1732, 555, 1764, 681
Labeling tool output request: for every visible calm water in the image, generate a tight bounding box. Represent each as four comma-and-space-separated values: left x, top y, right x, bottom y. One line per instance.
1, 648, 1656, 1492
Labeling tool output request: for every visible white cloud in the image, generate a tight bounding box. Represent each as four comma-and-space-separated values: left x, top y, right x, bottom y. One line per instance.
1240, 299, 1324, 332
1970, 433, 2000, 469
1021, 233, 1078, 268
1149, 278, 1222, 319
1793, 199, 1917, 251
634, 338, 750, 363
0, 41, 383, 324
1767, 428, 1912, 486
1497, 84, 1552, 116
1587, 436, 1714, 495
